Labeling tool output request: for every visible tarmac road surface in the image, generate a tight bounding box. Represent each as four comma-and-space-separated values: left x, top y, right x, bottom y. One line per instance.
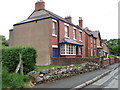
34, 63, 119, 89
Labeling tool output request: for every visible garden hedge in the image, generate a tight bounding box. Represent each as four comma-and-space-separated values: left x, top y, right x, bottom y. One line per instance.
2, 46, 36, 74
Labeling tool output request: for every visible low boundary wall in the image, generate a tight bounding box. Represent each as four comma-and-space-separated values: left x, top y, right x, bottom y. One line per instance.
51, 57, 118, 66
51, 57, 100, 65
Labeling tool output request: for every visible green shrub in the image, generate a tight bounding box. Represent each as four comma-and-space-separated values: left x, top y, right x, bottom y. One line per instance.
108, 55, 118, 58
2, 67, 30, 89
2, 46, 36, 74
86, 56, 99, 58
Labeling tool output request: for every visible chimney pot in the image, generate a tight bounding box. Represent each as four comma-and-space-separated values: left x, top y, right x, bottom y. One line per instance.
35, 0, 45, 11
79, 17, 82, 20
65, 16, 72, 22
79, 17, 83, 28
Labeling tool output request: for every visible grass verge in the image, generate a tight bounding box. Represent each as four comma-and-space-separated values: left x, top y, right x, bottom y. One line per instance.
35, 64, 81, 71
2, 67, 31, 89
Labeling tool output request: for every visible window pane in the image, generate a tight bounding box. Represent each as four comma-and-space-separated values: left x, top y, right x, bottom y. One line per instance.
79, 47, 82, 55
53, 22, 56, 35
60, 44, 76, 55
73, 29, 76, 39
80, 32, 82, 40
60, 44, 65, 54
65, 26, 69, 37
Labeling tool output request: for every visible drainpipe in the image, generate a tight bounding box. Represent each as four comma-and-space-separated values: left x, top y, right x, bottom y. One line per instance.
58, 20, 60, 57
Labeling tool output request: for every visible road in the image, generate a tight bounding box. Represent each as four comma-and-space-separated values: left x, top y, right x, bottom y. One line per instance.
85, 64, 120, 89
34, 63, 119, 89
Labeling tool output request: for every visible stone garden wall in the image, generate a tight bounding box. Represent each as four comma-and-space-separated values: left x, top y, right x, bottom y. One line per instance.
28, 62, 100, 84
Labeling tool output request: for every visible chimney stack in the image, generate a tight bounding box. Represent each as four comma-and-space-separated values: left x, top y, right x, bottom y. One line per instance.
79, 17, 83, 28
65, 16, 72, 22
35, 0, 45, 11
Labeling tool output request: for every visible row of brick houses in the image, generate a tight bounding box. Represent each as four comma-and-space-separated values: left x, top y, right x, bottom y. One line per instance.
9, 0, 110, 65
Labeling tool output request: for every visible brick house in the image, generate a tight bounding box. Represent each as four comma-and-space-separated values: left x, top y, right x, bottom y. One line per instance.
9, 0, 109, 65
101, 42, 110, 57
9, 0, 84, 65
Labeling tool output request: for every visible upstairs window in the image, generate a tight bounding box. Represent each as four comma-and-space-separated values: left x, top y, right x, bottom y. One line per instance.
79, 32, 82, 41
52, 21, 57, 36
91, 36, 92, 43
73, 29, 76, 40
65, 25, 69, 37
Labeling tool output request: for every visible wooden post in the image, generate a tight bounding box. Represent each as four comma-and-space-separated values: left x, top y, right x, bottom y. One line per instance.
15, 53, 23, 75
20, 58, 23, 75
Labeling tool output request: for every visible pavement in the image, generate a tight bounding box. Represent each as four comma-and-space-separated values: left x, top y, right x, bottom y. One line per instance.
84, 64, 120, 89
34, 63, 119, 89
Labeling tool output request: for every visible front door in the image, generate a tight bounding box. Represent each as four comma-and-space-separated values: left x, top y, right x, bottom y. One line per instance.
53, 48, 58, 57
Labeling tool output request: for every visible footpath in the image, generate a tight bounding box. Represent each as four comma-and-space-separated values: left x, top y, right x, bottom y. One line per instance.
34, 63, 119, 89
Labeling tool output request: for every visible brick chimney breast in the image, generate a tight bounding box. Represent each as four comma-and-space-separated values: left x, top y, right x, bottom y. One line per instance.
79, 17, 83, 28
65, 16, 72, 22
35, 0, 45, 11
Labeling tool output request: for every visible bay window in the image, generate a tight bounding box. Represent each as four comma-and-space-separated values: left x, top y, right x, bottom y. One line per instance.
60, 44, 76, 55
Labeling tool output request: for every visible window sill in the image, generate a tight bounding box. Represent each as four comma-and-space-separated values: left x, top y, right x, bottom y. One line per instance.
52, 34, 57, 37
60, 54, 76, 56
73, 39, 77, 41
79, 40, 83, 42
64, 36, 70, 39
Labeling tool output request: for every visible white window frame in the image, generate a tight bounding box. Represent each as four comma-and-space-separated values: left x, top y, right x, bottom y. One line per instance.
64, 25, 69, 38
52, 45, 58, 48
52, 20, 57, 37
60, 44, 65, 55
79, 47, 82, 55
79, 31, 82, 42
73, 29, 76, 40
64, 23, 69, 26
60, 44, 76, 55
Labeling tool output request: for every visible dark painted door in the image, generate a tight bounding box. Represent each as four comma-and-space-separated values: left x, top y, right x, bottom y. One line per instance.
53, 48, 57, 57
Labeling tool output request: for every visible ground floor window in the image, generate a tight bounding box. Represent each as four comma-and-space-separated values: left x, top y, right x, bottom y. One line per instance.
60, 44, 76, 55
79, 47, 82, 55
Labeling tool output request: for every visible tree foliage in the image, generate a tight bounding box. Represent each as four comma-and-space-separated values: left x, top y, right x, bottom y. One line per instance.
0, 35, 9, 46
106, 39, 120, 56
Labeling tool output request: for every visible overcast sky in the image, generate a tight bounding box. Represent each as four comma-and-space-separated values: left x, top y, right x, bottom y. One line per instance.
0, 0, 119, 40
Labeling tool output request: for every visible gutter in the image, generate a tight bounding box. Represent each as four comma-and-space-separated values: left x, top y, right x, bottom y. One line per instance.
13, 16, 83, 31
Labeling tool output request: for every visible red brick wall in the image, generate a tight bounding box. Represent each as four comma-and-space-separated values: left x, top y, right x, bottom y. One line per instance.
51, 57, 99, 65
51, 57, 117, 66
50, 19, 58, 57
49, 19, 102, 58
58, 20, 83, 57
103, 59, 109, 66
96, 36, 101, 46
59, 21, 65, 41
82, 31, 86, 57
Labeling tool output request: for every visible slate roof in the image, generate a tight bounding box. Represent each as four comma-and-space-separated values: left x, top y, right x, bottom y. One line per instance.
59, 37, 83, 46
13, 8, 101, 40
14, 9, 83, 30
90, 31, 100, 38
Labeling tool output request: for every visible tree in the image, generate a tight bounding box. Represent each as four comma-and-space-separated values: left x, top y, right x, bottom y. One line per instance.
0, 35, 9, 46
106, 39, 120, 56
